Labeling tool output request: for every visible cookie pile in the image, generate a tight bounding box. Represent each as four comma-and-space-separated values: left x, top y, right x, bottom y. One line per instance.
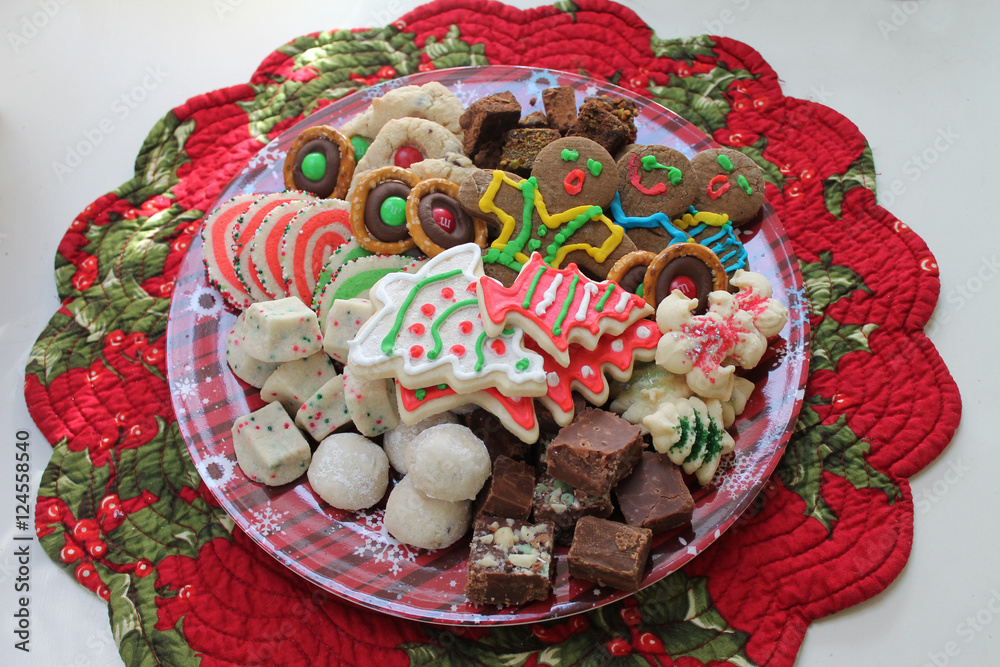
202, 81, 789, 608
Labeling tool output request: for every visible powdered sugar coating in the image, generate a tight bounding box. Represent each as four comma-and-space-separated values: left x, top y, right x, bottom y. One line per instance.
406, 423, 491, 501
383, 412, 459, 475
307, 433, 389, 511
383, 475, 471, 550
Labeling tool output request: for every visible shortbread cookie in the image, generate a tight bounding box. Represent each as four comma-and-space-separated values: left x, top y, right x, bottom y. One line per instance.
342, 367, 399, 436
383, 475, 471, 550
341, 82, 464, 143
295, 373, 351, 441
247, 198, 319, 298
397, 384, 540, 445
260, 351, 338, 415
225, 313, 278, 388
201, 193, 260, 309
307, 433, 389, 511
313, 254, 424, 328
240, 296, 323, 363
232, 401, 311, 486
233, 191, 316, 302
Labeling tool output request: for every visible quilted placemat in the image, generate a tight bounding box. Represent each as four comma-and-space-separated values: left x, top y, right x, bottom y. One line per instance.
25, 1, 961, 665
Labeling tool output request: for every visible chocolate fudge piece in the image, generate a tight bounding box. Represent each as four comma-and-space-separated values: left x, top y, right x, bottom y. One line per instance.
466, 516, 555, 606
499, 127, 562, 176
568, 516, 652, 592
542, 86, 577, 134
615, 451, 694, 533
460, 91, 521, 164
532, 475, 613, 545
462, 409, 531, 462
477, 456, 535, 520
546, 408, 644, 496
569, 95, 638, 155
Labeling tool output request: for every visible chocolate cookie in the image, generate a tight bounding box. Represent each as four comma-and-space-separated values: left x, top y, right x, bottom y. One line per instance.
532, 137, 619, 212
642, 243, 728, 314
689, 148, 766, 226
283, 126, 355, 199
616, 145, 696, 219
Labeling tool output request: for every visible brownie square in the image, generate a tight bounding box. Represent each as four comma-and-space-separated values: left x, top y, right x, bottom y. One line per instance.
462, 409, 531, 462
546, 408, 644, 496
532, 475, 613, 545
499, 127, 562, 176
568, 95, 638, 155
615, 451, 695, 533
542, 86, 577, 134
476, 456, 535, 520
466, 516, 555, 607
568, 516, 652, 592
459, 91, 521, 160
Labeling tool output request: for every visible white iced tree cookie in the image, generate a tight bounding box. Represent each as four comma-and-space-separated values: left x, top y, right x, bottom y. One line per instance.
654, 290, 767, 401
643, 396, 735, 486
730, 269, 790, 338
348, 243, 547, 396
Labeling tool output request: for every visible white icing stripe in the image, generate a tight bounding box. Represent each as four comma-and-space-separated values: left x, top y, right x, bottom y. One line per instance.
575, 283, 600, 322
535, 273, 563, 316
614, 290, 632, 313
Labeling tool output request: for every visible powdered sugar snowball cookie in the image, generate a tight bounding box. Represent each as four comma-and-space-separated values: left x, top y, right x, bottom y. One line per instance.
225, 313, 278, 388
383, 475, 471, 550
383, 411, 459, 475
340, 82, 464, 144
405, 423, 491, 502
346, 117, 463, 197
307, 433, 389, 511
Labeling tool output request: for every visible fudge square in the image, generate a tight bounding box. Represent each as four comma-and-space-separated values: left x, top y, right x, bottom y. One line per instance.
465, 516, 555, 607
476, 456, 535, 521
232, 401, 311, 486
614, 451, 695, 533
241, 296, 323, 363
568, 516, 652, 592
546, 408, 644, 496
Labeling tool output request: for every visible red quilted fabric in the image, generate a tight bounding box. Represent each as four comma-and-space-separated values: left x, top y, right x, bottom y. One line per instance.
25, 1, 960, 665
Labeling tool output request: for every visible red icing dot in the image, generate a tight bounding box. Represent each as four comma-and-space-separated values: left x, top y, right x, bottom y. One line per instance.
393, 145, 424, 169
459, 320, 473, 334
409, 323, 425, 336
563, 168, 585, 195
420, 303, 436, 317
490, 339, 506, 355
440, 287, 454, 300
669, 276, 698, 299
451, 344, 465, 356
409, 345, 423, 358
432, 207, 456, 233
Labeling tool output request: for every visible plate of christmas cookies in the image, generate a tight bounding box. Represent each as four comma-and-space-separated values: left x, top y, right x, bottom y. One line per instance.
167, 66, 809, 625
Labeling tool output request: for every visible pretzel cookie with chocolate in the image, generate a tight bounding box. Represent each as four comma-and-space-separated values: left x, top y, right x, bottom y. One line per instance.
283, 126, 355, 200
406, 178, 487, 257
349, 165, 420, 254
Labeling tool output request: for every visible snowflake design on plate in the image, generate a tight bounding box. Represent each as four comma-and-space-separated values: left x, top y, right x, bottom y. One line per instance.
713, 449, 767, 497
449, 79, 475, 107
250, 501, 291, 537
195, 453, 238, 489
363, 78, 405, 101
351, 508, 422, 575
187, 286, 223, 318
786, 283, 810, 325
172, 376, 197, 400
522, 69, 562, 95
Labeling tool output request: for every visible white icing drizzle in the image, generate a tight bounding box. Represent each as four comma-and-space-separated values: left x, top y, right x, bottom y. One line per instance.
575, 283, 600, 322
614, 290, 632, 313
535, 273, 563, 316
